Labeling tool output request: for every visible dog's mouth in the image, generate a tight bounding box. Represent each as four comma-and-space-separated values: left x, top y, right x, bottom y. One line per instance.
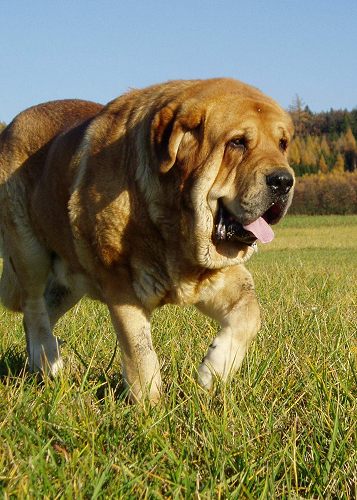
214, 199, 287, 245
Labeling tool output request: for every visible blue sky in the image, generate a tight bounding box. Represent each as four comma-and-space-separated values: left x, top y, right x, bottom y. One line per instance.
1, 1, 356, 123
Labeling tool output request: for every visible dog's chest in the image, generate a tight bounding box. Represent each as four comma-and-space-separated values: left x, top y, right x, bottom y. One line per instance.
132, 262, 225, 309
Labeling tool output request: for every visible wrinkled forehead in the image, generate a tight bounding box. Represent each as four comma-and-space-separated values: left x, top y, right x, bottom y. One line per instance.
204, 95, 293, 142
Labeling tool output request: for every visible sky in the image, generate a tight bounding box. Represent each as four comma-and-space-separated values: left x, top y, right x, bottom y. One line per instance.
1, 0, 356, 124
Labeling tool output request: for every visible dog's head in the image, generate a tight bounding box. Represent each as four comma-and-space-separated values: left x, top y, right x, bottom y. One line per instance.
151, 78, 294, 268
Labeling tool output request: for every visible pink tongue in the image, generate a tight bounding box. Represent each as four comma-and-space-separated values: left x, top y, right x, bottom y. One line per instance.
243, 217, 274, 243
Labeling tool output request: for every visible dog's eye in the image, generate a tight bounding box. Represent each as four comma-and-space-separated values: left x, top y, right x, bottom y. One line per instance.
279, 138, 288, 152
228, 137, 247, 152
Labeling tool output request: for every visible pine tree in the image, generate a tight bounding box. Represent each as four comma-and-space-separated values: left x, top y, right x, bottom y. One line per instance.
318, 155, 329, 174
333, 153, 345, 173
342, 128, 357, 171
320, 135, 330, 157
289, 95, 311, 135
306, 135, 318, 155
301, 137, 317, 170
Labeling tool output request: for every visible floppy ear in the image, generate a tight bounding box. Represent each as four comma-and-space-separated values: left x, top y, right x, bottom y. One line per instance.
152, 103, 201, 173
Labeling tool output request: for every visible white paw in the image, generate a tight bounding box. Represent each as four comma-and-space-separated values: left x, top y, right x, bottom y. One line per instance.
197, 334, 246, 390
197, 361, 214, 390
46, 356, 64, 377
28, 337, 64, 377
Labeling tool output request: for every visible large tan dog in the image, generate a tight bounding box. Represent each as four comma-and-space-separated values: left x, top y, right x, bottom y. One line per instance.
0, 79, 294, 402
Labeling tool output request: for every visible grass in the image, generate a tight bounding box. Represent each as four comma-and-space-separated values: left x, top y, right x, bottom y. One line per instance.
0, 215, 356, 498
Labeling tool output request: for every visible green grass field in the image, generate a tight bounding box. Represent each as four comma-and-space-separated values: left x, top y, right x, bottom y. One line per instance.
0, 216, 356, 498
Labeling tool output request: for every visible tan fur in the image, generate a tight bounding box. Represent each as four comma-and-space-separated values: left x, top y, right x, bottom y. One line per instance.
0, 79, 294, 402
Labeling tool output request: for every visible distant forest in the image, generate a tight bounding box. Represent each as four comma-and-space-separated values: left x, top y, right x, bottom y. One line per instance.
1, 98, 357, 177
288, 97, 357, 176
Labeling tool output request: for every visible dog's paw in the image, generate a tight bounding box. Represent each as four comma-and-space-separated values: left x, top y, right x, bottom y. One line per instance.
197, 361, 214, 390
28, 337, 64, 377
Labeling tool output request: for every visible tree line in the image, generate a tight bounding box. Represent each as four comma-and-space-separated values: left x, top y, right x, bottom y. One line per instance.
290, 171, 357, 215
288, 97, 357, 176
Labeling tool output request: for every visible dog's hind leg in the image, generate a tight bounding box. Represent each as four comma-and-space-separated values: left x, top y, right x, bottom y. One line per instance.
8, 235, 64, 376
23, 296, 64, 376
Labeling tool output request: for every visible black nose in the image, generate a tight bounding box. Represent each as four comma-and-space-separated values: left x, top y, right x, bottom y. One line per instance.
266, 170, 294, 196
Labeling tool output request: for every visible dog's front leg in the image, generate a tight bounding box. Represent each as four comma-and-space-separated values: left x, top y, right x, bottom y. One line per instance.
196, 266, 261, 390
102, 275, 162, 403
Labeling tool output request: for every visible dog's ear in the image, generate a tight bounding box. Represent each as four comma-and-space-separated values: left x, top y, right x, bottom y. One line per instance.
152, 103, 202, 173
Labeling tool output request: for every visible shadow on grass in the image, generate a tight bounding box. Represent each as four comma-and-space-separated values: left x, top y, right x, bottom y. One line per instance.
62, 340, 129, 402
0, 344, 130, 403
91, 371, 128, 403
0, 346, 27, 378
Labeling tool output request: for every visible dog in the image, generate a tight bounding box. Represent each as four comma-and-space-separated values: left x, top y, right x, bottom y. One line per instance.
0, 78, 294, 402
